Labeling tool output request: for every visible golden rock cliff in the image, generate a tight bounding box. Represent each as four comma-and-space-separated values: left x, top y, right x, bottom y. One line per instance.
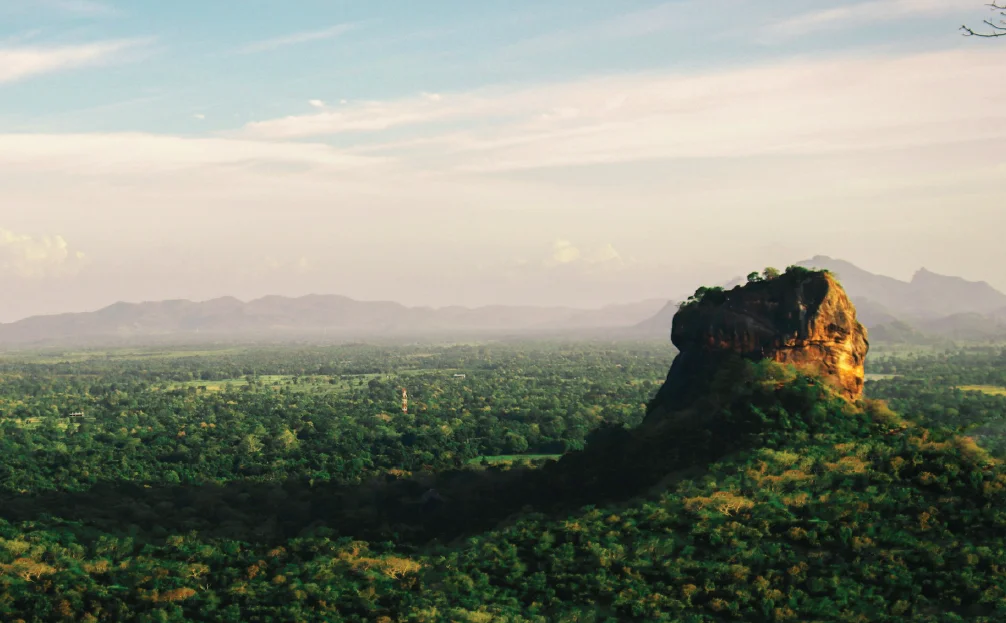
645, 270, 868, 422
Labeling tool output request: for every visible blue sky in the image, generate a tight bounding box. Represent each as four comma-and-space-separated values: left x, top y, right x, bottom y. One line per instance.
0, 0, 1004, 321
0, 1, 981, 131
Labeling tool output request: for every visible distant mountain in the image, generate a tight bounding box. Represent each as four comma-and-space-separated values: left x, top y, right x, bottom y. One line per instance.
6, 257, 1005, 348
0, 296, 669, 347
796, 256, 1006, 319
914, 313, 1006, 342
865, 320, 947, 346
847, 298, 900, 328
628, 300, 679, 338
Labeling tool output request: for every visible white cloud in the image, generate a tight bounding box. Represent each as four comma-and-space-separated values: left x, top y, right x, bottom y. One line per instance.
549, 239, 581, 265
262, 255, 314, 274
329, 47, 1003, 172
763, 0, 964, 39
241, 86, 615, 140
241, 94, 476, 138
236, 23, 357, 54
540, 240, 626, 271
0, 38, 149, 85
193, 113, 205, 120
241, 48, 1006, 171
308, 99, 325, 108
5, 48, 1004, 192
0, 228, 87, 279
1, 50, 1004, 315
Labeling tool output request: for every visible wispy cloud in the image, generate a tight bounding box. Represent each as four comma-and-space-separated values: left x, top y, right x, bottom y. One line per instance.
505, 240, 633, 285
236, 23, 357, 54
241, 92, 469, 139
451, 50, 1006, 171
0, 38, 149, 84
242, 48, 1006, 172
763, 0, 962, 40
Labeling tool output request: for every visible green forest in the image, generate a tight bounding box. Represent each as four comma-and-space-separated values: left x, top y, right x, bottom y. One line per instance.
1, 340, 1006, 621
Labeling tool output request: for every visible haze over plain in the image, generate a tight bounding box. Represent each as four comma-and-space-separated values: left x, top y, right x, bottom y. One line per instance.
1, 0, 1004, 322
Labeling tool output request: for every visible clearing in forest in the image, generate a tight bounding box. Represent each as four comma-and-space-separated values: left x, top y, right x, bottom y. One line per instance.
958, 385, 1006, 396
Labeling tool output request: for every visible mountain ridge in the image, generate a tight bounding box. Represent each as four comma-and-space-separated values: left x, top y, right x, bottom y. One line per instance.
0, 294, 669, 346
4, 257, 1006, 346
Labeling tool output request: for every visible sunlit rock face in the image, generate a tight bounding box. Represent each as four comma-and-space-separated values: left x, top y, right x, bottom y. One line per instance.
646, 270, 869, 421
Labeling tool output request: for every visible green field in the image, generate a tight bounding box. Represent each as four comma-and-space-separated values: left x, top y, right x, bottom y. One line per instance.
467, 454, 564, 465
865, 373, 901, 381
958, 385, 1006, 396
167, 374, 335, 392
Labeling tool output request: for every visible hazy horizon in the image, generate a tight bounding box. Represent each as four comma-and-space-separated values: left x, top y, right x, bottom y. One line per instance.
2, 253, 1001, 326
2, 1, 1005, 323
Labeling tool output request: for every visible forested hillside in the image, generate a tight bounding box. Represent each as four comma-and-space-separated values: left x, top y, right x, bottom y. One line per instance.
0, 342, 1005, 620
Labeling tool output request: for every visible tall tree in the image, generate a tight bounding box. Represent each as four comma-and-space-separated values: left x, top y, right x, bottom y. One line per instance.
962, 2, 1005, 37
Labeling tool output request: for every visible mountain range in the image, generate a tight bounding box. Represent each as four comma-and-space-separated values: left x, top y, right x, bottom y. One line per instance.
0, 295, 668, 347
2, 257, 1005, 346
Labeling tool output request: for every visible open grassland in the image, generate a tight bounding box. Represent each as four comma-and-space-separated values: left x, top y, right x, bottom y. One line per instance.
958, 385, 1006, 396
467, 454, 564, 465
865, 373, 901, 381
166, 374, 335, 392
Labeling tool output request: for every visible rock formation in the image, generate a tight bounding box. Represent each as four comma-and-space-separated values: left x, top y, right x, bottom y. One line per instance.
646, 269, 868, 422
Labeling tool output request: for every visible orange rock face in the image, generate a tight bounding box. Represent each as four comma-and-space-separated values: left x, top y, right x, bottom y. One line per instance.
647, 270, 869, 417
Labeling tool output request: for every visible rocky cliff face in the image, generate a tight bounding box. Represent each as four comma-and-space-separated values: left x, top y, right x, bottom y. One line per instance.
646, 270, 868, 422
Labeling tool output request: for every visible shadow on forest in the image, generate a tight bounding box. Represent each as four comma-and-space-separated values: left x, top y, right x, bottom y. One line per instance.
2, 362, 831, 548
0, 421, 723, 548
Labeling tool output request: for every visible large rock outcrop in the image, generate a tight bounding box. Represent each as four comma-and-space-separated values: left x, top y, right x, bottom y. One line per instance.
646, 269, 868, 422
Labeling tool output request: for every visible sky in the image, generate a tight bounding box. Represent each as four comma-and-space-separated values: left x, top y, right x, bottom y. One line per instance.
0, 0, 1004, 322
